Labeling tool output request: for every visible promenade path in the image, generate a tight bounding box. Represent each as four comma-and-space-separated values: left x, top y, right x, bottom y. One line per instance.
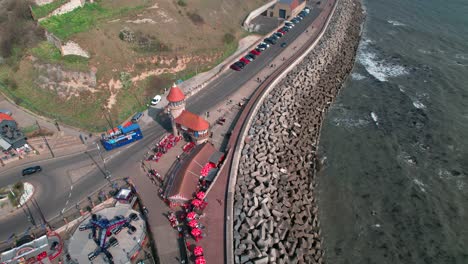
196, 0, 338, 262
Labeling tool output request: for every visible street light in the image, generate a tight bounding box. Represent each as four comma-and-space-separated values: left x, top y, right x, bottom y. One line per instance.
95, 142, 112, 180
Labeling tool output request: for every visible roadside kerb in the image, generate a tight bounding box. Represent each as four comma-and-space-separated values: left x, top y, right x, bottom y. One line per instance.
225, 0, 339, 262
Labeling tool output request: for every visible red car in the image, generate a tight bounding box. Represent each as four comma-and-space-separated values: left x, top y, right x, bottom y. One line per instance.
250, 49, 261, 56
277, 29, 286, 35
239, 57, 250, 64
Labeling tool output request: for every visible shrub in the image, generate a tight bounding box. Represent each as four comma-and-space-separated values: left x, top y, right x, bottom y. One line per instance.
223, 33, 235, 44
187, 12, 204, 25
177, 0, 187, 7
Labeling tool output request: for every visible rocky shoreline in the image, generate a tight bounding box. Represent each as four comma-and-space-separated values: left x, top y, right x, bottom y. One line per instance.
232, 0, 365, 263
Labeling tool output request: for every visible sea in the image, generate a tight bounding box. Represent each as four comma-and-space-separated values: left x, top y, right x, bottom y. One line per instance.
317, 0, 468, 263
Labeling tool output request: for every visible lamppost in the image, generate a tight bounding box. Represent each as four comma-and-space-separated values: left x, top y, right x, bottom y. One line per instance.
95, 142, 111, 181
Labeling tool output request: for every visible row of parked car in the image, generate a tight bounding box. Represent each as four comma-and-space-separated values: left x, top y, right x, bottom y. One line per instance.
230, 7, 311, 72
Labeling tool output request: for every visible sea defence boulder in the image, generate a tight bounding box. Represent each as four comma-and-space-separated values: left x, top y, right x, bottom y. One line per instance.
233, 0, 365, 263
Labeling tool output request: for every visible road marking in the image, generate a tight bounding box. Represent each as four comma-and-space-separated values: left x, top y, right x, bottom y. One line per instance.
68, 193, 72, 198
61, 208, 65, 214
70, 185, 73, 191
104, 150, 121, 162
66, 200, 69, 205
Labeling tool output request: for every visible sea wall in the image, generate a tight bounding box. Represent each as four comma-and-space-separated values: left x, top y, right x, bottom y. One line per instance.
232, 0, 365, 263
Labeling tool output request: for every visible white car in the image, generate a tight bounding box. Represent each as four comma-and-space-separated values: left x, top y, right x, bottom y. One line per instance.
304, 7, 311, 13
151, 95, 162, 106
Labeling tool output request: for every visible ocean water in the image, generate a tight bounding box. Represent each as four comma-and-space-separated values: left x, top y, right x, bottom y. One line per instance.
317, 0, 468, 263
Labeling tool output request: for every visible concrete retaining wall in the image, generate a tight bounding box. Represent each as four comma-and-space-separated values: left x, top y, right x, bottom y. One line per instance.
230, 0, 365, 263
243, 0, 277, 32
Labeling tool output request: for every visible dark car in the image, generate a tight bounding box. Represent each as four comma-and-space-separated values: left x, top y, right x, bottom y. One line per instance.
22, 166, 42, 176
264, 38, 276, 45
245, 54, 255, 61
274, 32, 283, 38
270, 34, 280, 41
291, 18, 300, 24
281, 27, 290, 32
131, 112, 143, 123
236, 61, 246, 68
280, 42, 287, 48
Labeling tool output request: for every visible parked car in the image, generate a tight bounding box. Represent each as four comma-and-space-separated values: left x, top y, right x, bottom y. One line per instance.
295, 16, 303, 21
22, 166, 42, 176
230, 63, 241, 71
150, 95, 162, 106
245, 54, 255, 61
259, 41, 270, 48
131, 112, 144, 123
280, 42, 287, 48
240, 57, 250, 64
270, 34, 280, 41
278, 28, 287, 34
274, 32, 283, 38
250, 49, 261, 56
263, 38, 275, 45
285, 21, 295, 27
237, 61, 246, 68
304, 7, 311, 13
281, 27, 290, 32
291, 18, 300, 24
299, 11, 308, 17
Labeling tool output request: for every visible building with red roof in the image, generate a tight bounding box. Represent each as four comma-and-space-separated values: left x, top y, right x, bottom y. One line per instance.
166, 84, 210, 144
0, 113, 26, 150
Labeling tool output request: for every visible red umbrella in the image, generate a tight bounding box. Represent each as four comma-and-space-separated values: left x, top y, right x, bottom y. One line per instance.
188, 219, 198, 228
193, 246, 204, 256
191, 199, 203, 208
196, 191, 205, 200
187, 211, 197, 220
195, 256, 206, 264
191, 228, 202, 237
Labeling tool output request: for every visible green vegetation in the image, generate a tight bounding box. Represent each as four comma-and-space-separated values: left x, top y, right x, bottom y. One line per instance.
40, 2, 145, 39
223, 33, 235, 44
177, 0, 187, 7
31, 0, 67, 19
30, 41, 89, 71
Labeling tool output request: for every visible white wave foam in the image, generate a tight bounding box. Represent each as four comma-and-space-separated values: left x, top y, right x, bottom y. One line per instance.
455, 53, 468, 60
332, 117, 370, 128
413, 179, 427, 193
412, 100, 426, 109
351, 73, 366, 80
357, 40, 408, 82
370, 112, 378, 125
418, 49, 432, 55
387, 20, 406, 27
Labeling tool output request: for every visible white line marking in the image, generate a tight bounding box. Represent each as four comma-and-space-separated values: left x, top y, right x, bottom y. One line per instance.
70, 186, 73, 191
68, 193, 72, 198
66, 200, 69, 205
61, 208, 65, 214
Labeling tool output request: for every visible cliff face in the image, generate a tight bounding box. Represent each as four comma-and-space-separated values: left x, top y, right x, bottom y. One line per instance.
232, 0, 365, 263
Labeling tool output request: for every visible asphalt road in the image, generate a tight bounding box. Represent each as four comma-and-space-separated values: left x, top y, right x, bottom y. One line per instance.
0, 5, 322, 242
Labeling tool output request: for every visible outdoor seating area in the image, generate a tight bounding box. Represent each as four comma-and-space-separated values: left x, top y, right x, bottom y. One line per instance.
145, 134, 182, 162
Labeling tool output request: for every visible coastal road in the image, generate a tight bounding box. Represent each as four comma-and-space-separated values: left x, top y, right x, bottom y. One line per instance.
0, 4, 323, 242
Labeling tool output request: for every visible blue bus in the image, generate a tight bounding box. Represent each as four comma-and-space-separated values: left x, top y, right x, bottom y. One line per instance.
101, 123, 143, 151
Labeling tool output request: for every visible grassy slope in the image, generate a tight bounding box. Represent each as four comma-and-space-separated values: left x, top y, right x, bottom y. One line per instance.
1, 0, 266, 131
31, 0, 67, 19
